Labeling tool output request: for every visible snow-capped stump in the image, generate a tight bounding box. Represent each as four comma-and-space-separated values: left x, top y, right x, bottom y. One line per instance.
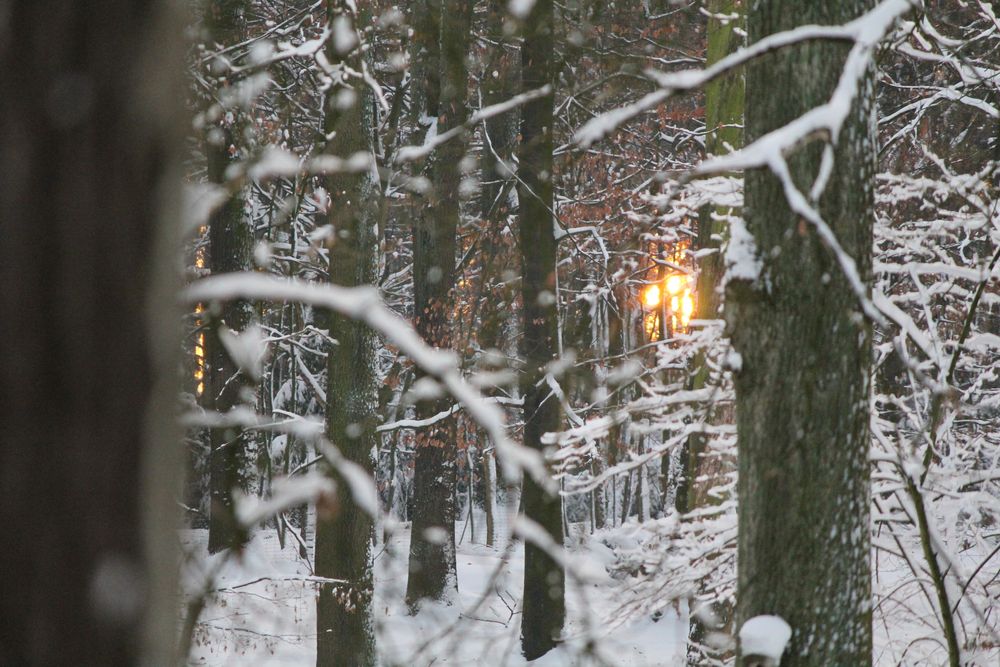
738, 615, 792, 667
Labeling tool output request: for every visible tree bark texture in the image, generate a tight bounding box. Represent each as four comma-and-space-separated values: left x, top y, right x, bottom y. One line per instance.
204, 0, 256, 555
517, 0, 566, 659
405, 0, 473, 608
314, 6, 379, 665
731, 0, 876, 664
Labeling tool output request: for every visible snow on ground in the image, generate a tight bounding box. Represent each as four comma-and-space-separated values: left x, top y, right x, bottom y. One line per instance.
182, 521, 686, 666
180, 518, 1000, 666
870, 545, 999, 667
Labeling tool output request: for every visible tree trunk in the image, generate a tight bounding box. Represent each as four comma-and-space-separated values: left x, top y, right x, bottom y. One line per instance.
482, 449, 497, 547
683, 2, 744, 661
0, 1, 185, 663
518, 0, 565, 659
314, 6, 379, 666
603, 294, 630, 529
731, 0, 875, 663
204, 0, 256, 555
405, 0, 473, 608
679, 0, 743, 516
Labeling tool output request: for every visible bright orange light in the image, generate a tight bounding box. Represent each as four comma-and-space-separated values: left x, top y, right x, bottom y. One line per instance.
680, 290, 694, 324
195, 330, 206, 396
669, 290, 695, 330
195, 231, 206, 270
642, 269, 696, 339
665, 274, 685, 295
663, 284, 696, 332
643, 284, 661, 308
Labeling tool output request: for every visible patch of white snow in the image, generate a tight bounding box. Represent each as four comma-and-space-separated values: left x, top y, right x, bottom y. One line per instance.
739, 615, 792, 662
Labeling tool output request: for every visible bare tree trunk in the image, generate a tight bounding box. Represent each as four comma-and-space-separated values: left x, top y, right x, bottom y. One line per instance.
482, 449, 497, 547
680, 0, 743, 515
517, 0, 565, 659
0, 1, 185, 663
730, 0, 876, 663
405, 0, 473, 608
203, 0, 256, 555
473, 3, 519, 549
314, 5, 379, 665
683, 1, 743, 661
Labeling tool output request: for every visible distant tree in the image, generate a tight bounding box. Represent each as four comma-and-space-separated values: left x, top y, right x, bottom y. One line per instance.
680, 1, 743, 662
517, 0, 566, 659
202, 0, 257, 555
730, 0, 876, 663
472, 0, 521, 549
405, 0, 473, 608
0, 0, 185, 663
677, 0, 743, 518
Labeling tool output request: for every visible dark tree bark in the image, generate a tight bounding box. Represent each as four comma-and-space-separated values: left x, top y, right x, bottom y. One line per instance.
405, 0, 473, 607
730, 0, 875, 664
407, 0, 441, 141
203, 0, 256, 555
0, 1, 185, 664
517, 0, 565, 659
314, 5, 379, 666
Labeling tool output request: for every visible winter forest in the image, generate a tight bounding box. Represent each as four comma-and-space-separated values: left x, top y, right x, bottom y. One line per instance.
2, 0, 1000, 665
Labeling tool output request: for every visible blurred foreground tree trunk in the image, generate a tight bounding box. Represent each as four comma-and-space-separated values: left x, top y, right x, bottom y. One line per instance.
0, 0, 185, 664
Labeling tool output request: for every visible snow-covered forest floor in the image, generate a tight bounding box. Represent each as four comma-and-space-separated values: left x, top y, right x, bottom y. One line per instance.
183, 517, 998, 666
183, 519, 686, 666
